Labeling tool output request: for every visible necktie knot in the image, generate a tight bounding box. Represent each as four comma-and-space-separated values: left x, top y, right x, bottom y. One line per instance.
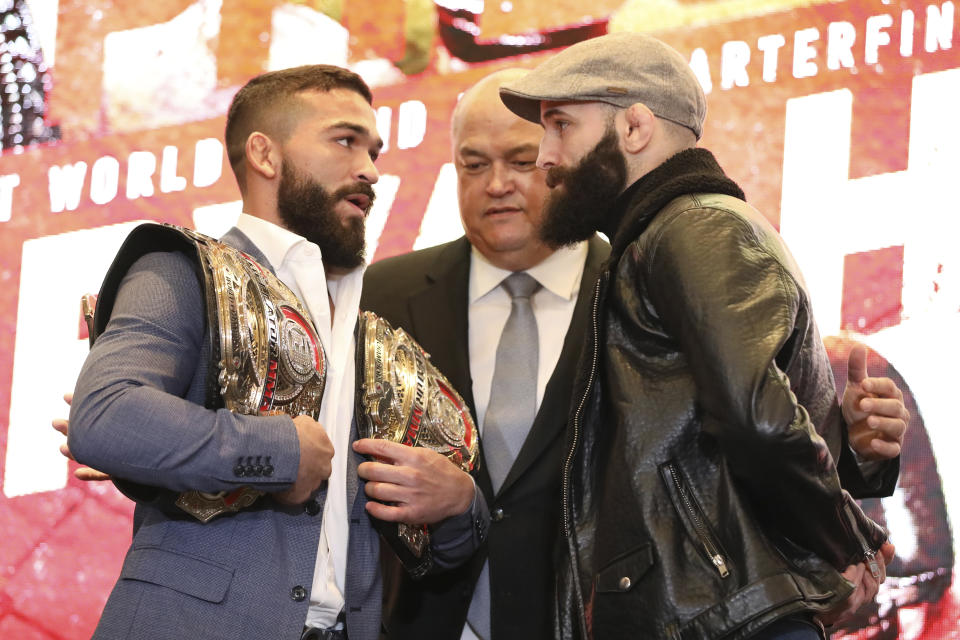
502, 271, 541, 300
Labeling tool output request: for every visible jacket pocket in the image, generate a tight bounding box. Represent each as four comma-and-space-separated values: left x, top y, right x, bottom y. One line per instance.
595, 544, 655, 593
660, 461, 731, 579
120, 546, 235, 603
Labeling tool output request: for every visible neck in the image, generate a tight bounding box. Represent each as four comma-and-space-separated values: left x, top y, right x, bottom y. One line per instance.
240, 195, 284, 230
482, 245, 556, 272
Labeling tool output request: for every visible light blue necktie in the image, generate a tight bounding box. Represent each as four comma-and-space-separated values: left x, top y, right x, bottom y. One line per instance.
466, 271, 541, 640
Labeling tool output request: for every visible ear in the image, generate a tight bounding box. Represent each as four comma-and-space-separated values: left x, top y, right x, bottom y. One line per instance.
245, 131, 280, 181
621, 103, 655, 155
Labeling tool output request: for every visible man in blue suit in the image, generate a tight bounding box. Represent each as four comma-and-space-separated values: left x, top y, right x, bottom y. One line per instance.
68, 64, 487, 640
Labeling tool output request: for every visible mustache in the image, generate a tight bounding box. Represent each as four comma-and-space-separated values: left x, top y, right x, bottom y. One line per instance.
545, 166, 570, 189
332, 182, 376, 210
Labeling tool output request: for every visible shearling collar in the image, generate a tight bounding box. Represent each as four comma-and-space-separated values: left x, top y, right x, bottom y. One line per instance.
602, 147, 745, 262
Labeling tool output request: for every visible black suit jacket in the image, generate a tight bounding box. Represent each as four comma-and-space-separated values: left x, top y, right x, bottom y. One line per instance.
361, 235, 609, 640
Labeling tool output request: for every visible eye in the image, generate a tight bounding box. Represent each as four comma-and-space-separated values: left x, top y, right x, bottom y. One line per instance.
512, 160, 536, 171
335, 136, 353, 148
462, 161, 488, 172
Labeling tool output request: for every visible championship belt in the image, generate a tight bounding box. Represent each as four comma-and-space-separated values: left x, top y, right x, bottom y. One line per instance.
356, 310, 479, 577
87, 224, 327, 523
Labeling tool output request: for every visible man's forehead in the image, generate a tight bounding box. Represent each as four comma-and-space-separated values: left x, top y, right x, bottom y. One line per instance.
297, 89, 382, 144
456, 124, 541, 156
540, 100, 604, 120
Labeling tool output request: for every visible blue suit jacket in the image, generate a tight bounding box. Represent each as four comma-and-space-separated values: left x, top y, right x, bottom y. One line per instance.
70, 228, 383, 640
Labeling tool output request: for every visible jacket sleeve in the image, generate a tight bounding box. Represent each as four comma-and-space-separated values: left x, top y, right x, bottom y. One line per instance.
69, 250, 301, 493
427, 477, 490, 570
836, 417, 900, 499
644, 206, 885, 570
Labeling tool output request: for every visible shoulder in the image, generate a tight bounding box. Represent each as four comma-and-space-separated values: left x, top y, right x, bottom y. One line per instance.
586, 234, 611, 262
109, 250, 205, 330
363, 238, 468, 298
367, 239, 465, 278
642, 194, 779, 258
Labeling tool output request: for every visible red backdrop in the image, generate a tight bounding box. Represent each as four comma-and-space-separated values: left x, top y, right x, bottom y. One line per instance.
1, 1, 957, 637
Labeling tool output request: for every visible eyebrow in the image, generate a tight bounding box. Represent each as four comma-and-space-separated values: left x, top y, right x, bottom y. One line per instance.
458, 143, 539, 158
503, 143, 539, 157
541, 107, 570, 122
329, 121, 384, 150
458, 145, 487, 157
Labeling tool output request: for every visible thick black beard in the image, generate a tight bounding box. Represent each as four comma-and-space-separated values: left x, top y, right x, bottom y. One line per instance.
276, 162, 375, 270
539, 127, 628, 248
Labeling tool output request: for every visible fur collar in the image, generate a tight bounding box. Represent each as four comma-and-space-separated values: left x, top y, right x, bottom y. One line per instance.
602, 148, 745, 262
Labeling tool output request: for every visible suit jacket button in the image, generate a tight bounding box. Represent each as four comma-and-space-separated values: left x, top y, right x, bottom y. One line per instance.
233, 464, 245, 477
618, 576, 631, 591
291, 585, 307, 602
491, 508, 504, 522
304, 500, 321, 516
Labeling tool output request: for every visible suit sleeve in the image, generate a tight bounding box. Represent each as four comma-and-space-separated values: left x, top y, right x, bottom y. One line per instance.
645, 207, 885, 570
428, 478, 490, 570
69, 250, 301, 493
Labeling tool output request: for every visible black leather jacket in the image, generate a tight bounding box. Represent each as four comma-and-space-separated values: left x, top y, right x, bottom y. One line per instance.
557, 150, 888, 640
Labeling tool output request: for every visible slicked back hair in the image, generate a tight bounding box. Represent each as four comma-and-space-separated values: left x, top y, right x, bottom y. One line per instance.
225, 64, 373, 192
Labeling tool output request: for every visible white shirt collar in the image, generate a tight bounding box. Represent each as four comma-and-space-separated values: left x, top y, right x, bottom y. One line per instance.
234, 213, 309, 271
469, 240, 589, 303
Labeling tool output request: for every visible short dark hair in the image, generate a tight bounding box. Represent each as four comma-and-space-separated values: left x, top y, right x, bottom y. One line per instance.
225, 65, 373, 192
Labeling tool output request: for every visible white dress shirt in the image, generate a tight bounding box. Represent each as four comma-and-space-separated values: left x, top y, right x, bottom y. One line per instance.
462, 240, 588, 640
467, 241, 589, 431
234, 213, 364, 629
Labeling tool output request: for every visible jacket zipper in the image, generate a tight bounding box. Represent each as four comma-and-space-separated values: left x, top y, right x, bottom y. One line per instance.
562, 273, 604, 639
843, 503, 882, 581
562, 274, 604, 538
667, 463, 730, 579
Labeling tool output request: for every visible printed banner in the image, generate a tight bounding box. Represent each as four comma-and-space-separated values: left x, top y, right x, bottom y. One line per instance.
0, 1, 956, 637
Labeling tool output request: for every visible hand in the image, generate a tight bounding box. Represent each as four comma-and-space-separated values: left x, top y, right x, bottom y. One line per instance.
841, 343, 910, 460
274, 415, 334, 505
816, 541, 893, 627
52, 392, 111, 482
353, 439, 475, 525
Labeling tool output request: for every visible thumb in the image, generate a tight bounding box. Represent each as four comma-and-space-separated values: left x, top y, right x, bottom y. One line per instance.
847, 343, 868, 385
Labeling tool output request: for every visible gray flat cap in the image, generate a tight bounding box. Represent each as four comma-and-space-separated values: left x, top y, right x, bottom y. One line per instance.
500, 32, 707, 139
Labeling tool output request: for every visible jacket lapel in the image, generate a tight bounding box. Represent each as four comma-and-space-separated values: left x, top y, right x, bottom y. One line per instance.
404, 237, 476, 416
400, 238, 493, 495
219, 227, 276, 274
497, 236, 611, 496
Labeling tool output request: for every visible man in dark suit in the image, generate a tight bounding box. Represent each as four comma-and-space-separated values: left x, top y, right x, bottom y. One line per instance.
363, 68, 609, 640
68, 65, 485, 640
363, 69, 909, 640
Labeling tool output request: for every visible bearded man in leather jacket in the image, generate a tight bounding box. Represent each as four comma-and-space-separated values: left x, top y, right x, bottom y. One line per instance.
499, 33, 907, 639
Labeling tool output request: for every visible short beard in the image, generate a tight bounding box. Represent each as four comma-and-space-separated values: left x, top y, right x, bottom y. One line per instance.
539, 126, 628, 248
276, 162, 374, 270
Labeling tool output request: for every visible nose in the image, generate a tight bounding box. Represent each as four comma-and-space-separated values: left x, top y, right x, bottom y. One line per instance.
355, 153, 380, 185
537, 140, 557, 171
485, 163, 514, 197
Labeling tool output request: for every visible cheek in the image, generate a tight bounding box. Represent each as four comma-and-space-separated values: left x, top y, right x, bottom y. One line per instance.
458, 176, 485, 204
518, 179, 550, 221
457, 181, 484, 222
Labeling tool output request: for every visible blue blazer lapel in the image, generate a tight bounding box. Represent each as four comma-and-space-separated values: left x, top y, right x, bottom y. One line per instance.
220, 227, 276, 274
